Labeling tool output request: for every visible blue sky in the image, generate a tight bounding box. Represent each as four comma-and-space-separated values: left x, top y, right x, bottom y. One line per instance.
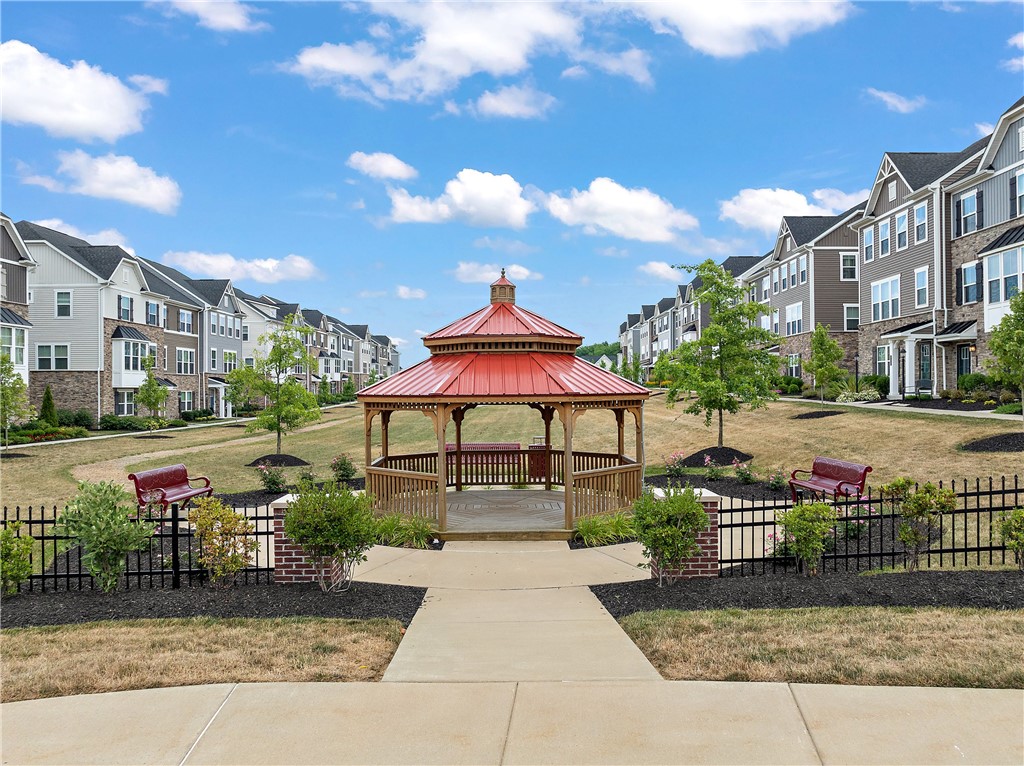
3, 1, 1022, 364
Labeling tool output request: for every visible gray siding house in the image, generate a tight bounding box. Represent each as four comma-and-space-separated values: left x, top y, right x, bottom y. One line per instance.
1, 214, 35, 385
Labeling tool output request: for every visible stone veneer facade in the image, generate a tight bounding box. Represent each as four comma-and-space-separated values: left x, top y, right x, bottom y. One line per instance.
778, 331, 859, 384
856, 310, 934, 395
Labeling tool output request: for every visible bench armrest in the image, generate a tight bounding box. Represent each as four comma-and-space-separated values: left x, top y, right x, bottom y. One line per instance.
188, 476, 212, 489
835, 480, 864, 497
137, 487, 168, 507
790, 468, 811, 481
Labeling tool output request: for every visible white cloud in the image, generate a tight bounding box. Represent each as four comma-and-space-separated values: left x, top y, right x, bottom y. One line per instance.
396, 285, 427, 299
414, 329, 429, 337
718, 186, 867, 234
390, 337, 408, 347
22, 150, 182, 215
31, 218, 135, 255
975, 122, 994, 137
453, 262, 543, 283
346, 151, 418, 180
575, 47, 652, 85
389, 168, 535, 228
162, 251, 319, 283
158, 1, 269, 32
334, 306, 353, 315
473, 236, 538, 255
0, 40, 163, 142
864, 87, 927, 114
1002, 31, 1024, 73
598, 246, 629, 258
545, 177, 697, 242
561, 64, 587, 79
626, 1, 852, 58
474, 84, 556, 119
638, 261, 680, 282
358, 290, 387, 299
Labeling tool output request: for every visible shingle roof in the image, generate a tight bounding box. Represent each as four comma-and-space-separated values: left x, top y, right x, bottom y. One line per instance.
979, 224, 1024, 255
301, 309, 325, 327
16, 221, 132, 280
619, 321, 627, 334
626, 313, 640, 328
641, 304, 656, 320
784, 216, 840, 246
186, 279, 230, 307
371, 334, 391, 345
719, 256, 763, 276
342, 323, 369, 338
0, 307, 32, 327
887, 135, 989, 191
657, 297, 675, 312
137, 259, 202, 308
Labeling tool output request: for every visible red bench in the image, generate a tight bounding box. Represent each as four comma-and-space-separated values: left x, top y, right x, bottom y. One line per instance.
128, 464, 212, 514
789, 457, 872, 504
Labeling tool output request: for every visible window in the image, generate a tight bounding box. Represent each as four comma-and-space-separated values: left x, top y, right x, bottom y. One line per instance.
122, 341, 152, 371
146, 301, 159, 326
37, 344, 69, 370
210, 348, 218, 370
785, 302, 803, 336
176, 348, 195, 375
1016, 169, 1024, 217
178, 311, 193, 334
896, 212, 908, 250
162, 306, 168, 329
116, 390, 135, 416
244, 357, 254, 368
761, 276, 770, 301
887, 180, 897, 202
223, 351, 237, 373
914, 203, 927, 243
879, 221, 890, 257
844, 305, 859, 332
118, 295, 132, 322
163, 345, 168, 371
841, 252, 857, 281
961, 191, 977, 234
962, 263, 979, 304
772, 268, 780, 293
871, 276, 900, 321
787, 353, 802, 378
178, 391, 194, 412
915, 267, 928, 308
234, 317, 241, 338
986, 247, 1021, 304
789, 260, 798, 288
219, 314, 226, 336
210, 312, 217, 334
56, 291, 71, 318
1019, 126, 1024, 153
875, 345, 890, 376
798, 255, 807, 284
863, 228, 874, 262
242, 325, 249, 341
1, 327, 26, 364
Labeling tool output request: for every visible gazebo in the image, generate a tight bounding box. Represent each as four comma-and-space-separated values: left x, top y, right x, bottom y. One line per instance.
358, 271, 650, 534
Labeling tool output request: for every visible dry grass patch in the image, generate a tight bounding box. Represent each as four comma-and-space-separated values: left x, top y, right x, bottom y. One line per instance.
621, 607, 1024, 688
1, 616, 402, 702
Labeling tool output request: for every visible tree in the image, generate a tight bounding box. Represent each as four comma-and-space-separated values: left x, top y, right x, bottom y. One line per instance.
226, 313, 321, 454
340, 379, 356, 401
135, 355, 168, 420
40, 385, 57, 427
575, 341, 619, 358
806, 323, 845, 405
366, 368, 378, 386
0, 355, 35, 444
987, 290, 1024, 431
654, 259, 780, 447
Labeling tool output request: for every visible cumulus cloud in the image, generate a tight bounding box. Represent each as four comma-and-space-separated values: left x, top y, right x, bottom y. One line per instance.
625, 1, 852, 58
0, 41, 164, 142
358, 290, 387, 299
638, 261, 680, 282
389, 168, 535, 228
473, 236, 538, 255
157, 1, 270, 32
22, 150, 182, 215
1002, 31, 1024, 73
474, 84, 556, 119
719, 186, 868, 234
598, 246, 629, 258
561, 64, 587, 79
162, 251, 319, 283
415, 329, 429, 337
31, 218, 135, 255
346, 151, 418, 180
545, 177, 698, 242
453, 262, 543, 283
575, 47, 652, 85
975, 122, 994, 137
396, 285, 427, 299
864, 88, 927, 114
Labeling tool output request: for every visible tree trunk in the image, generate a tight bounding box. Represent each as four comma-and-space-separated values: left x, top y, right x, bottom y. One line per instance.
718, 408, 724, 448
276, 428, 282, 455
1020, 386, 1024, 433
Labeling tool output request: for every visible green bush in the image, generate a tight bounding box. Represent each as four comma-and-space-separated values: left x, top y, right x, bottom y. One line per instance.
330, 454, 357, 482
957, 373, 991, 392
180, 408, 214, 422
664, 451, 688, 479
98, 414, 148, 431
765, 468, 788, 491
999, 389, 1020, 404
188, 497, 258, 586
633, 485, 710, 587
997, 508, 1024, 571
0, 522, 34, 595
780, 375, 802, 390
54, 480, 155, 593
994, 402, 1023, 415
167, 418, 188, 428
899, 482, 956, 571
375, 513, 436, 549
40, 385, 58, 427
860, 375, 890, 397
4, 425, 89, 445
283, 481, 377, 591
255, 462, 287, 493
776, 502, 838, 576
575, 511, 635, 547
56, 408, 96, 429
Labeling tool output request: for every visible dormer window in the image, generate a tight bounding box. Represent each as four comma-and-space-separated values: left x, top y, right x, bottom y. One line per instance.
887, 181, 896, 202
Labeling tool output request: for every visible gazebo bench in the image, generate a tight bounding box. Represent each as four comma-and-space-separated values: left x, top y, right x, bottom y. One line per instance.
128, 464, 213, 515
789, 457, 871, 504
446, 442, 521, 466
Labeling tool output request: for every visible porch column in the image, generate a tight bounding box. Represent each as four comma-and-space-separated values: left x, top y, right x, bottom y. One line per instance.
363, 409, 374, 469
614, 408, 625, 460
543, 406, 554, 491
453, 408, 465, 491
561, 403, 574, 530
905, 338, 918, 395
435, 404, 449, 531
888, 342, 900, 398
380, 411, 391, 458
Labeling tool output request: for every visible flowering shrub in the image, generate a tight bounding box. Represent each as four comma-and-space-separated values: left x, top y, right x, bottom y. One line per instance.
765, 530, 795, 558
836, 389, 881, 403
777, 502, 838, 576
665, 452, 688, 478
1, 523, 33, 595
255, 462, 286, 493
836, 518, 867, 539
765, 468, 787, 491
331, 454, 357, 482
998, 508, 1024, 571
188, 497, 258, 586
732, 458, 755, 484
633, 485, 709, 587
703, 454, 723, 482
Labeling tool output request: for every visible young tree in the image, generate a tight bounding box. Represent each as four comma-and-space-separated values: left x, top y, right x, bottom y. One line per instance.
135, 355, 168, 420
226, 313, 320, 454
0, 355, 35, 443
366, 368, 378, 386
655, 259, 780, 448
340, 379, 356, 401
987, 290, 1024, 431
40, 385, 57, 427
806, 323, 845, 405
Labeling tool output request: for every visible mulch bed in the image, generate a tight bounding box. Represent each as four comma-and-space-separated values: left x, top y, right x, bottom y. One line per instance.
246, 454, 310, 467
0, 581, 427, 629
645, 474, 790, 502
672, 447, 752, 468
895, 399, 994, 412
592, 570, 1024, 618
960, 432, 1024, 453
215, 478, 366, 508
134, 434, 174, 440
791, 410, 845, 420
0, 452, 32, 459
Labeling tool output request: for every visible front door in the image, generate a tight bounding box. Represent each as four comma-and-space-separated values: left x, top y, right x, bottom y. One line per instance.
957, 344, 972, 378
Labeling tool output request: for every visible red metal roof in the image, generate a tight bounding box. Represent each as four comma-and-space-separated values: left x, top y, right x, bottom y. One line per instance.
359, 353, 648, 399
424, 302, 582, 341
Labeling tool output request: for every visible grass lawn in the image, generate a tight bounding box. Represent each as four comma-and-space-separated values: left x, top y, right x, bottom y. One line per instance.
0, 616, 402, 702
620, 606, 1024, 688
1, 397, 1019, 510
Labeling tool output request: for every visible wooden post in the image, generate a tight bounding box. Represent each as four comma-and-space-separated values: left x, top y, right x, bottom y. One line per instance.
381, 411, 391, 459
453, 407, 464, 491
363, 409, 374, 469
615, 408, 625, 461
543, 406, 554, 491
631, 406, 645, 470
435, 404, 449, 531
562, 403, 574, 530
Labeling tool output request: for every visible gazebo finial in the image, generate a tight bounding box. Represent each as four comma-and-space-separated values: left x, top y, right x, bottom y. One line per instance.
490, 267, 516, 305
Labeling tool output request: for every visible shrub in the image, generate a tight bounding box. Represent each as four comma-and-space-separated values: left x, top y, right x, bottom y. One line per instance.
939, 389, 952, 400
180, 408, 214, 422
633, 485, 710, 587
780, 375, 803, 390
999, 389, 1020, 404
984, 399, 998, 407
836, 388, 881, 403
732, 458, 755, 484
703, 454, 723, 481
957, 373, 991, 393
879, 476, 915, 514
298, 468, 317, 483
994, 403, 1023, 415
0, 522, 34, 595
764, 530, 795, 558
375, 513, 436, 549
255, 462, 287, 493
574, 511, 635, 547
188, 497, 258, 586
997, 508, 1024, 571
331, 454, 357, 482
765, 468, 787, 491
860, 375, 890, 397
54, 480, 155, 593
167, 419, 188, 428
776, 502, 838, 576
899, 482, 955, 572
3, 425, 88, 444
283, 481, 377, 591
664, 451, 688, 479
99, 414, 148, 431
948, 388, 964, 401
40, 386, 58, 427
56, 408, 95, 429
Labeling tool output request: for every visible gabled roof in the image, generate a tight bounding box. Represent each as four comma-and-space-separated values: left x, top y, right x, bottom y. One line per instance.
341, 323, 369, 338
137, 259, 202, 308
888, 135, 990, 191
784, 216, 840, 247
187, 279, 231, 308
641, 304, 656, 321
979, 96, 1024, 170
656, 297, 675, 313
719, 256, 764, 276
16, 221, 134, 281
626, 313, 641, 328
371, 334, 391, 345
1, 214, 36, 265
301, 309, 326, 328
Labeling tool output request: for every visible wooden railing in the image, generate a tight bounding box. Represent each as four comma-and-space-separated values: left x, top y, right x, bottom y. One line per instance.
376, 452, 439, 475
366, 462, 440, 523
572, 463, 643, 521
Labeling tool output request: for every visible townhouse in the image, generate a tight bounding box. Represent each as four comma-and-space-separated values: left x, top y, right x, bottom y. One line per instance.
1, 214, 35, 385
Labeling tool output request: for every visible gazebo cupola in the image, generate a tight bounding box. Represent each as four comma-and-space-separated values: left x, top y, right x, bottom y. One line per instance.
490, 269, 516, 304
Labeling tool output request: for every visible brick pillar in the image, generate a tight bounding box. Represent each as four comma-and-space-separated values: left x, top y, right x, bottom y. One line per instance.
271, 495, 330, 584
648, 489, 720, 580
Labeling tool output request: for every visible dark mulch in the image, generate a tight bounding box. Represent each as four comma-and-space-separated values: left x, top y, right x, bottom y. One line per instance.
215, 478, 366, 508
673, 447, 753, 468
645, 474, 790, 502
898, 398, 994, 412
0, 452, 32, 459
592, 570, 1024, 618
246, 454, 310, 467
1, 581, 427, 629
792, 410, 845, 420
134, 434, 174, 440
960, 432, 1024, 453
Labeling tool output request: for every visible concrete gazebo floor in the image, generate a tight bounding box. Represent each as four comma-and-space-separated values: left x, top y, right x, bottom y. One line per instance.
444, 489, 567, 536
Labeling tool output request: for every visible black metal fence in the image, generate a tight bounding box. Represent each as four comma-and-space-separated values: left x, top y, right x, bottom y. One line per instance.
718, 475, 1021, 576
1, 503, 275, 592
